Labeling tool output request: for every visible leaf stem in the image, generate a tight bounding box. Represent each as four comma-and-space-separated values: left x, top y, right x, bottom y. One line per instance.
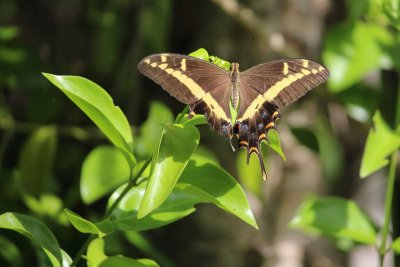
69, 156, 152, 267
379, 73, 400, 263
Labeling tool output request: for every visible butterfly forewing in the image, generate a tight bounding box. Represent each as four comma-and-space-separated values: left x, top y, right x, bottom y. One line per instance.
138, 53, 233, 136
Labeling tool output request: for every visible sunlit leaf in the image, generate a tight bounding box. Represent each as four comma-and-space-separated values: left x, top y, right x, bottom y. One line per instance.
263, 129, 286, 160
135, 102, 173, 158
110, 157, 257, 231
290, 197, 376, 244
80, 146, 130, 204
180, 159, 258, 229
360, 111, 400, 178
137, 124, 199, 218
188, 48, 210, 61
323, 21, 394, 92
392, 236, 400, 254
100, 256, 159, 267
236, 149, 263, 197
86, 238, 107, 267
43, 74, 135, 168
64, 209, 113, 237
0, 212, 62, 267
18, 126, 57, 197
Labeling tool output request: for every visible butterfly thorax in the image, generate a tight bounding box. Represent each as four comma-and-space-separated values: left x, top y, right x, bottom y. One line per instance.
230, 63, 240, 111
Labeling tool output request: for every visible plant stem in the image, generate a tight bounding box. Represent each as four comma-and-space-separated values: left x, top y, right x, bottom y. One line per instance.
379, 74, 400, 264
69, 156, 152, 267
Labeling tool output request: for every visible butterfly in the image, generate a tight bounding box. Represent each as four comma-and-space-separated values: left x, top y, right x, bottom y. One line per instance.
138, 53, 329, 180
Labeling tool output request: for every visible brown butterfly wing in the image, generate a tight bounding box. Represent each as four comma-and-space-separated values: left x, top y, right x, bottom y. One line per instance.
138, 54, 233, 136
235, 59, 329, 180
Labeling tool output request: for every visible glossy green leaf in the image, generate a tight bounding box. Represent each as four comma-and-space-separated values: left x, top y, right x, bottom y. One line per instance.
87, 237, 159, 267
135, 102, 173, 158
43, 73, 135, 167
80, 146, 130, 204
0, 212, 62, 267
61, 250, 73, 267
18, 126, 57, 197
179, 159, 258, 229
109, 181, 198, 231
87, 238, 107, 267
392, 236, 400, 254
290, 197, 376, 244
138, 124, 200, 218
323, 21, 394, 92
360, 111, 400, 178
100, 256, 159, 267
179, 114, 207, 126
110, 155, 256, 230
188, 48, 210, 61
209, 55, 231, 71
64, 209, 113, 237
263, 129, 286, 161
236, 149, 263, 197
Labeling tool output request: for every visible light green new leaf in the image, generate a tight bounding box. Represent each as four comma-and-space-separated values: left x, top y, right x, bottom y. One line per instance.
236, 149, 263, 197
360, 111, 400, 178
0, 212, 62, 267
109, 181, 198, 231
189, 48, 210, 61
64, 209, 114, 238
323, 21, 394, 92
138, 124, 199, 218
100, 256, 159, 267
290, 197, 376, 245
135, 102, 173, 157
392, 236, 400, 254
263, 129, 286, 160
80, 146, 130, 204
180, 159, 258, 229
43, 73, 135, 168
87, 238, 107, 267
18, 126, 57, 197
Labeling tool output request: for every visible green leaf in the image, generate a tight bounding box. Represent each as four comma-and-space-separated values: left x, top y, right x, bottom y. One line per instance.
18, 126, 57, 197
23, 194, 67, 225
138, 124, 199, 218
209, 55, 231, 71
109, 181, 197, 231
188, 48, 210, 61
179, 114, 207, 126
80, 146, 130, 204
110, 156, 256, 230
87, 237, 160, 267
64, 209, 114, 238
43, 73, 135, 168
392, 236, 400, 254
0, 212, 62, 267
323, 21, 394, 92
263, 129, 286, 160
100, 256, 159, 267
0, 236, 21, 265
236, 149, 263, 197
360, 111, 400, 178
87, 238, 107, 267
135, 102, 174, 158
179, 159, 258, 229
290, 197, 376, 245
